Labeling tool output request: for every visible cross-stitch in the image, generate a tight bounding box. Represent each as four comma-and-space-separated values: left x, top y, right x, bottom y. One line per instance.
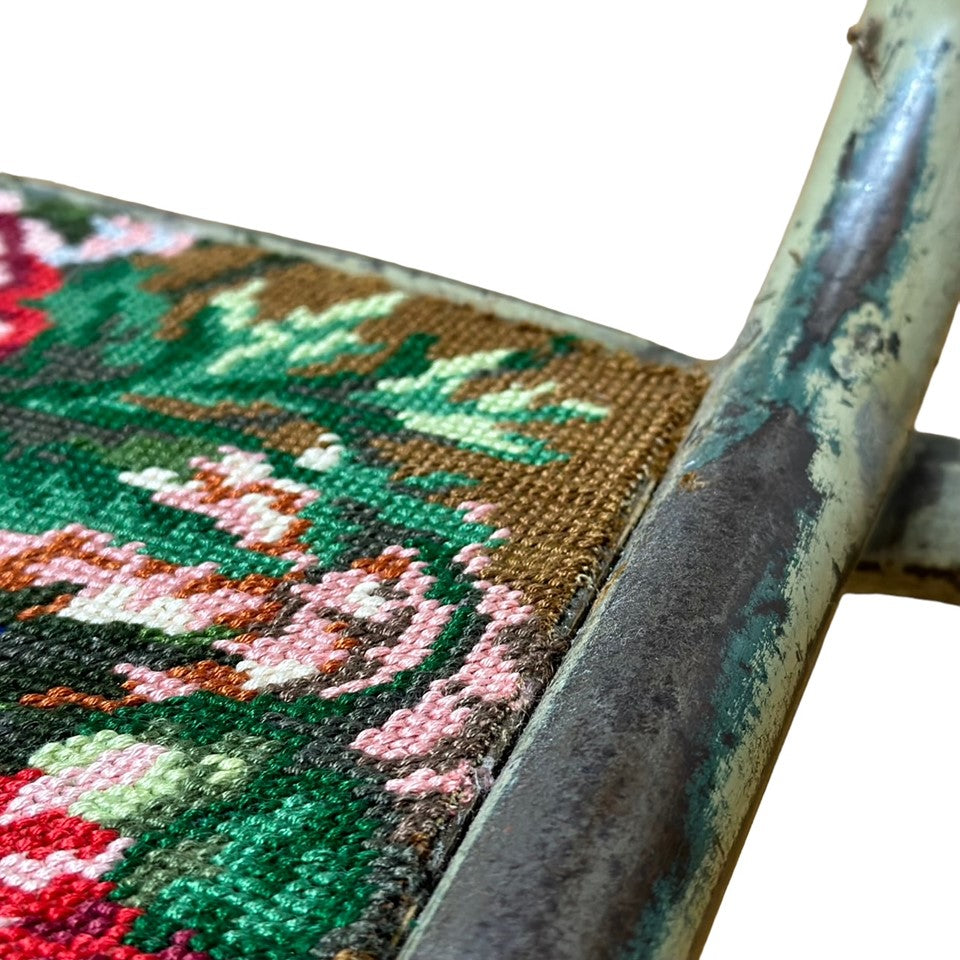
0, 178, 705, 960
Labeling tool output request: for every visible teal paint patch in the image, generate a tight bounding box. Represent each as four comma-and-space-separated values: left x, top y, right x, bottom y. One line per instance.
687, 49, 941, 473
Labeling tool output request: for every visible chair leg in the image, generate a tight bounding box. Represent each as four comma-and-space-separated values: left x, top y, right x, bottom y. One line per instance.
851, 431, 960, 605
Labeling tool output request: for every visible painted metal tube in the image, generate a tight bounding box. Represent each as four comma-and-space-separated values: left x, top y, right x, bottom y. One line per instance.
399, 2, 960, 958
852, 431, 960, 605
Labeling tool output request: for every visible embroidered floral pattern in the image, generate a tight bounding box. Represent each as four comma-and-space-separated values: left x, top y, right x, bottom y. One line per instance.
0, 177, 705, 959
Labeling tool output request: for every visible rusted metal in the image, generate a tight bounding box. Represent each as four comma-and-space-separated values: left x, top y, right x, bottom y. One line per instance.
399, 2, 960, 958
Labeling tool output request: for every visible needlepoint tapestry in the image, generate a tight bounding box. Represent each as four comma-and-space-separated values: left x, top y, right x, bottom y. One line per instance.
0, 177, 705, 960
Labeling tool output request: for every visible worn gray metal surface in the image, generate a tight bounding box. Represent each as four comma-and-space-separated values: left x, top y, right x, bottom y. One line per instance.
400, 2, 960, 958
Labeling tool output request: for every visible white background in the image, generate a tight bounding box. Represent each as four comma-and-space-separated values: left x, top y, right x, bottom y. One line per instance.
4, 2, 960, 956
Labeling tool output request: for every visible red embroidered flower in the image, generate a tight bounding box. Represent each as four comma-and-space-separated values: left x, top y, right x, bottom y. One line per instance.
0, 213, 62, 357
0, 770, 208, 959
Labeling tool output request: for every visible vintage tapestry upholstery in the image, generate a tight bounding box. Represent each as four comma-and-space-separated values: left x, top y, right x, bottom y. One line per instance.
0, 179, 706, 959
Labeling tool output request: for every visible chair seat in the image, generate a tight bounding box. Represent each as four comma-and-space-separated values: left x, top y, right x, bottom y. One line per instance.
0, 174, 704, 960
